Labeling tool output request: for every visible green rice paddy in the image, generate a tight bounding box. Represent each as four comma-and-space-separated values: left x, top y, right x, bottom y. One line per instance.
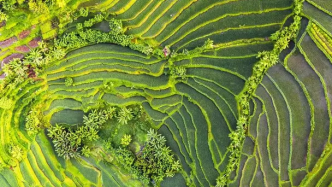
0, 0, 332, 186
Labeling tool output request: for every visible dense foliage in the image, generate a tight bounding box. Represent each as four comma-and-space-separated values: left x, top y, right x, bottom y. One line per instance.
108, 129, 181, 185
47, 105, 181, 184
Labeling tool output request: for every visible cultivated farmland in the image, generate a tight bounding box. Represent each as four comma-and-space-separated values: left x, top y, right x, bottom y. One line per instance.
0, 0, 331, 186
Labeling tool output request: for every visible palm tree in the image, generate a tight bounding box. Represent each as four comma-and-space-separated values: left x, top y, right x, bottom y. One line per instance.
27, 49, 43, 65
52, 48, 66, 60
47, 124, 64, 138
155, 135, 166, 148
171, 160, 181, 171
147, 128, 158, 140
86, 127, 99, 141
117, 107, 133, 125
117, 115, 128, 125
81, 146, 91, 157
83, 115, 93, 126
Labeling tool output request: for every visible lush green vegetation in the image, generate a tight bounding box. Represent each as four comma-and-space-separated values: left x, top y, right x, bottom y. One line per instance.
46, 105, 180, 185
0, 0, 332, 186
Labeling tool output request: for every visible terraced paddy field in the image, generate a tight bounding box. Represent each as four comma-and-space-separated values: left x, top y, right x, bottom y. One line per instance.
0, 0, 332, 186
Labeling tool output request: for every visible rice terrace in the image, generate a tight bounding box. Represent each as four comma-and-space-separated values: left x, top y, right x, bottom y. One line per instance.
0, 0, 332, 186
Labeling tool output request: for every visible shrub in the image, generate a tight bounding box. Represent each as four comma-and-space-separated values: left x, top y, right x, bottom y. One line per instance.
47, 125, 80, 159
2, 1, 15, 11
84, 14, 104, 28
0, 97, 13, 109
76, 23, 83, 31
2, 58, 28, 86
109, 18, 123, 35
81, 146, 91, 157
170, 66, 186, 79
103, 80, 115, 91
25, 109, 45, 136
8, 144, 24, 161
134, 129, 181, 183
120, 134, 132, 147
0, 11, 8, 21
28, 0, 49, 14
56, 0, 66, 8
105, 106, 117, 119
47, 108, 113, 159
26, 49, 43, 66
65, 77, 73, 86
79, 7, 89, 17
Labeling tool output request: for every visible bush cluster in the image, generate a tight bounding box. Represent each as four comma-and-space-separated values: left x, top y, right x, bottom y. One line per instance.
0, 96, 13, 109
0, 0, 67, 13
2, 58, 28, 88
47, 105, 142, 160
65, 77, 73, 86
47, 109, 110, 159
78, 7, 89, 17
120, 134, 132, 147
169, 66, 187, 80
108, 18, 123, 35
0, 13, 165, 92
8, 143, 24, 162
25, 104, 47, 136
0, 10, 7, 21
135, 129, 181, 182
1, 41, 65, 90
28, 0, 49, 14
55, 15, 161, 57
170, 38, 214, 62
109, 129, 181, 185
83, 14, 104, 28
0, 0, 23, 12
